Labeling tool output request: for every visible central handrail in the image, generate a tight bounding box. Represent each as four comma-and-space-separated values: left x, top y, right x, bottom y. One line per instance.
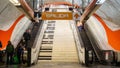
80, 0, 97, 24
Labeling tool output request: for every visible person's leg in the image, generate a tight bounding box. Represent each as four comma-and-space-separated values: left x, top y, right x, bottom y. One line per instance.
21, 52, 24, 64
17, 53, 21, 64
0, 52, 2, 62
10, 53, 13, 64
6, 53, 10, 65
25, 40, 28, 48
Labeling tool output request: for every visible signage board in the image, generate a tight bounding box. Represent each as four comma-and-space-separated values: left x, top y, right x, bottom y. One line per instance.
42, 12, 73, 20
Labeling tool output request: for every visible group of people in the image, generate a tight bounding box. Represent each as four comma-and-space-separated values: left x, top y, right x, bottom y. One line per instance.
0, 41, 16, 65
0, 29, 31, 65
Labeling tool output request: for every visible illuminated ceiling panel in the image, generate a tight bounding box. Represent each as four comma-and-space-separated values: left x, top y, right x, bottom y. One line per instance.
9, 0, 20, 6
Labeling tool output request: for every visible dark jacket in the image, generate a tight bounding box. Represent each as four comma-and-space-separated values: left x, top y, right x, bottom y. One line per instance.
17, 46, 24, 54
23, 32, 31, 41
6, 43, 14, 54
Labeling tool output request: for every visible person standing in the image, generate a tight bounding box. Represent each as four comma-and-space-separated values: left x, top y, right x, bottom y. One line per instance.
23, 29, 31, 48
77, 21, 83, 31
6, 41, 14, 65
17, 44, 24, 64
0, 41, 3, 63
0, 41, 2, 48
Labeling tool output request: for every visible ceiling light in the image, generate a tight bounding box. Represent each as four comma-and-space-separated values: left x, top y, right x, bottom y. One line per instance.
9, 0, 21, 6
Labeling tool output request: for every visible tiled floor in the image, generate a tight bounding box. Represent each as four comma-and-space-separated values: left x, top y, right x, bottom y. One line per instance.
0, 62, 119, 68
30, 62, 120, 68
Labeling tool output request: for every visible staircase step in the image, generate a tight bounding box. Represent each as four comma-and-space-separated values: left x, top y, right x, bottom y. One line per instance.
40, 46, 52, 49
41, 45, 53, 47
41, 41, 53, 44
41, 44, 53, 47
42, 39, 53, 41
40, 50, 52, 52
39, 52, 52, 56
39, 55, 52, 57
42, 41, 53, 42
38, 56, 52, 60
40, 48, 52, 50
44, 30, 54, 33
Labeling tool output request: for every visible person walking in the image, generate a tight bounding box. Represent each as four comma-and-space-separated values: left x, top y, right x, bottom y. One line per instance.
6, 41, 14, 65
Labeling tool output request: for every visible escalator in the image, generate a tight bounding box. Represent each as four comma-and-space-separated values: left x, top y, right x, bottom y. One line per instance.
69, 20, 95, 66
79, 29, 95, 65
84, 24, 115, 64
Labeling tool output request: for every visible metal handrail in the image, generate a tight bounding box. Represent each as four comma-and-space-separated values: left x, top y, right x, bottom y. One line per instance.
80, 0, 97, 24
